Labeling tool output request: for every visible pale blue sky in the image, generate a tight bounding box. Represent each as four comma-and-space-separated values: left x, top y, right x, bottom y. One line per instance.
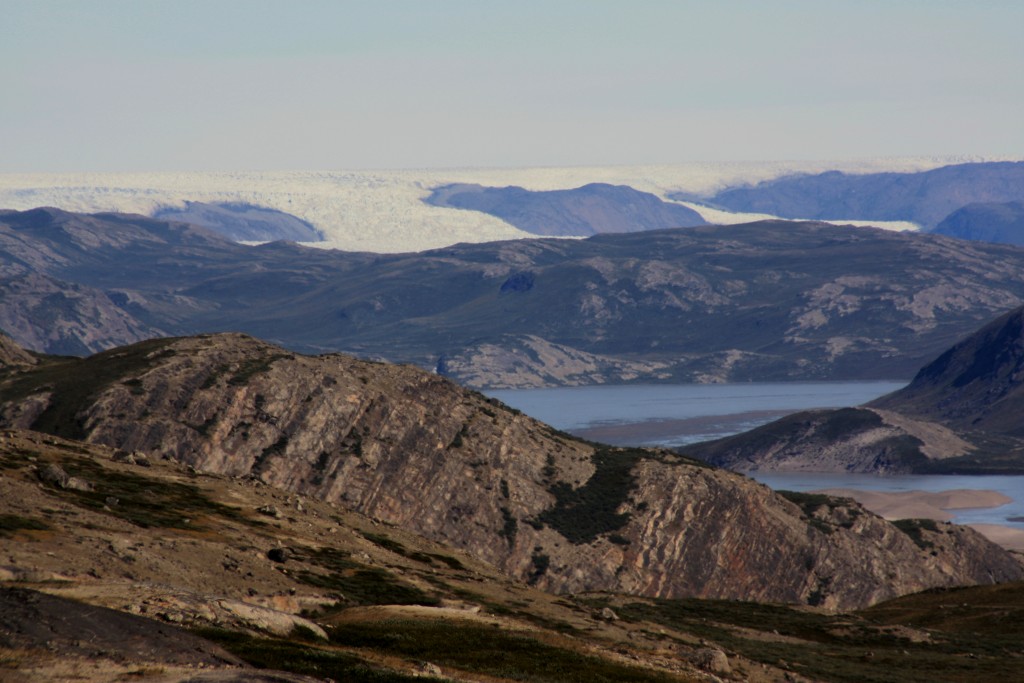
2, 0, 1022, 171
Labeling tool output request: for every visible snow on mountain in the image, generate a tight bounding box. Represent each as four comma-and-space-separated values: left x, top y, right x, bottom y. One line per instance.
0, 157, 999, 252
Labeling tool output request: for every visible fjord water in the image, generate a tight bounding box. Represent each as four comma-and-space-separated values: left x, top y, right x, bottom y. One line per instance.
487, 381, 906, 447
487, 381, 1024, 528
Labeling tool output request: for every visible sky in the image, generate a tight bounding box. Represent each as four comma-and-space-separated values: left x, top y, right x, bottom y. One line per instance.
2, 0, 1022, 172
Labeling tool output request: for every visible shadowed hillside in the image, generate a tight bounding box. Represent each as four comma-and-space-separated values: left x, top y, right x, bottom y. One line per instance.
424, 182, 706, 236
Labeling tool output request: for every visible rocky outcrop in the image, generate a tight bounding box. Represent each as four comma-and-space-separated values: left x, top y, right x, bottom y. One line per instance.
684, 407, 980, 474
3, 333, 1021, 609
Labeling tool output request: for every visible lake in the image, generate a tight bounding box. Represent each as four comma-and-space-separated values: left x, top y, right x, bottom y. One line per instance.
487, 381, 907, 447
486, 381, 1024, 529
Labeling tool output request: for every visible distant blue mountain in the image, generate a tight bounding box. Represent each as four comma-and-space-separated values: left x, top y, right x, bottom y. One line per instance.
154, 201, 323, 243
695, 161, 1024, 229
932, 201, 1024, 246
425, 182, 706, 236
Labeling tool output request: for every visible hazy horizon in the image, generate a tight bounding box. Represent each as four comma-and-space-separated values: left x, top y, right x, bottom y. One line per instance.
3, 1, 1022, 173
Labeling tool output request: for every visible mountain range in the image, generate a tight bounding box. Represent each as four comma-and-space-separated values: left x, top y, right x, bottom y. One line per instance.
0, 159, 963, 252
6, 194, 1024, 679
6, 208, 1024, 388
698, 161, 1024, 230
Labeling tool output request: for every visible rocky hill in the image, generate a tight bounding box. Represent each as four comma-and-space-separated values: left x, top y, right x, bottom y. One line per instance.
7, 427, 1024, 682
870, 305, 1024, 436
699, 161, 1024, 229
2, 332, 1021, 613
932, 201, 1024, 246
0, 428, 711, 682
424, 182, 706, 236
7, 208, 1024, 387
687, 304, 1024, 474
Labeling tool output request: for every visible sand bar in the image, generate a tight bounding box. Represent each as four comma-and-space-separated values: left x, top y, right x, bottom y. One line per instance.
572, 409, 793, 445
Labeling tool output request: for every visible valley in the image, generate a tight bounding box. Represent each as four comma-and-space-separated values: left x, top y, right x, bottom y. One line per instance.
8, 2, 1024, 680
5, 161, 1024, 682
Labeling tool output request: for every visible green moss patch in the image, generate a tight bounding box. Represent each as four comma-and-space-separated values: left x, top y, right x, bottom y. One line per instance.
0, 514, 51, 537
329, 619, 678, 682
358, 532, 467, 571
892, 518, 939, 549
606, 594, 1024, 683
295, 567, 440, 607
227, 353, 290, 386
538, 447, 646, 544
51, 457, 254, 530
193, 627, 429, 682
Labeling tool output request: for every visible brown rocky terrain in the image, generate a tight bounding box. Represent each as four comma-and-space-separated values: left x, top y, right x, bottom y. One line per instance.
2, 333, 1020, 614
9, 427, 1024, 683
0, 428, 725, 682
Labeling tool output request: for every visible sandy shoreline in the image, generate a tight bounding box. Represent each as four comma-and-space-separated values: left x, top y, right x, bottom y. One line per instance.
814, 487, 1024, 552
572, 409, 794, 445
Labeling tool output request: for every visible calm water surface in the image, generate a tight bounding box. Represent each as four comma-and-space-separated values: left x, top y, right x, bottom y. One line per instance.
486, 381, 1024, 528
487, 381, 906, 446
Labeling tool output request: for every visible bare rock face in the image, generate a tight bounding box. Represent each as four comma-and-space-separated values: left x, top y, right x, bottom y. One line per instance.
2, 333, 1021, 610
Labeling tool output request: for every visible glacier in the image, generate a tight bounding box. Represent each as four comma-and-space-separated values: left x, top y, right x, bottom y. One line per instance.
0, 157, 1000, 253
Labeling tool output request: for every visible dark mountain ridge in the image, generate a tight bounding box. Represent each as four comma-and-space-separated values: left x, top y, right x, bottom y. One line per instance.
686, 304, 1024, 474
871, 305, 1024, 436
6, 208, 1024, 387
697, 161, 1024, 229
